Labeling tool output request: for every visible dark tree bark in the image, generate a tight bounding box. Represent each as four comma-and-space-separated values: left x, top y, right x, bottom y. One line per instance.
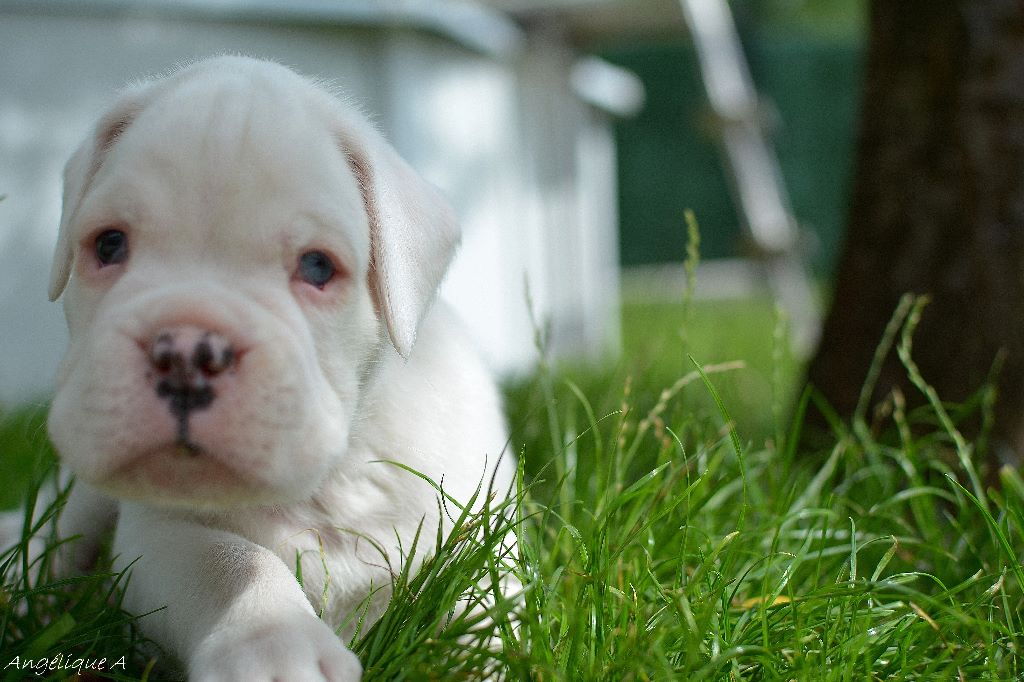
806, 0, 1024, 461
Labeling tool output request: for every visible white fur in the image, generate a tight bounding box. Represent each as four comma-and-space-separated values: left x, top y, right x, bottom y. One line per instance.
41, 56, 513, 681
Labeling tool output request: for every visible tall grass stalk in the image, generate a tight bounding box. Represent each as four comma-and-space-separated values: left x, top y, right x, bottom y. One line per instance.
2, 322, 1023, 679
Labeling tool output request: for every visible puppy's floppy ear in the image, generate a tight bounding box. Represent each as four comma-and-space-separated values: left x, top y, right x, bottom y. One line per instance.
48, 89, 150, 301
337, 121, 460, 358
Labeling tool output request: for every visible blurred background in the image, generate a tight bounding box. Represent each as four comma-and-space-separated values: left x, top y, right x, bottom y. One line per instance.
5, 5, 1022, 673
0, 0, 862, 413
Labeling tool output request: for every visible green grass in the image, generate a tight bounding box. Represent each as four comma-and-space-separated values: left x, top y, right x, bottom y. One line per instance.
0, 404, 53, 510
2, 295, 1023, 680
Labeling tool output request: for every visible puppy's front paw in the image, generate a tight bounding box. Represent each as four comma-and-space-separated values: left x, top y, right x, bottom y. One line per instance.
190, 612, 362, 682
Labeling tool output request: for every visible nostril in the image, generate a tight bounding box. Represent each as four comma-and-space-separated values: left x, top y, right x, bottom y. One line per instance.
192, 332, 235, 377
150, 333, 178, 373
144, 328, 236, 379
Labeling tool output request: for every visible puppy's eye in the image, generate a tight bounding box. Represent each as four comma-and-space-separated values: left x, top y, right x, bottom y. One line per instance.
95, 229, 128, 266
297, 250, 336, 289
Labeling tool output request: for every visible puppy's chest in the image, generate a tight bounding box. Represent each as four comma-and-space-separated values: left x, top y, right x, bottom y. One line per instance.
277, 525, 386, 629
247, 501, 439, 630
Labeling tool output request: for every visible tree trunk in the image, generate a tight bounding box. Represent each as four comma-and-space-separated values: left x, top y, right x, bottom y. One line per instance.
806, 0, 1024, 462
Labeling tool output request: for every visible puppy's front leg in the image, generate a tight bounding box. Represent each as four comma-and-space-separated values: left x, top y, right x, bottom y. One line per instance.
115, 503, 362, 682
57, 477, 118, 573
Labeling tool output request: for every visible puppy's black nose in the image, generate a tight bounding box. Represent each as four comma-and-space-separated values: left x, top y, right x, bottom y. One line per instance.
148, 327, 235, 420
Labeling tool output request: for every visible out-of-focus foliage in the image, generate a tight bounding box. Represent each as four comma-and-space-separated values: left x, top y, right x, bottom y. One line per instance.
741, 0, 866, 40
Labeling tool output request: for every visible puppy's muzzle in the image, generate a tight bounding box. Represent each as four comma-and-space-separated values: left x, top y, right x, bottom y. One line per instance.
147, 327, 236, 451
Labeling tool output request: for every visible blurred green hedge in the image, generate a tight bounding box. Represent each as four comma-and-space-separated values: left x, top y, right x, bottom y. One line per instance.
604, 34, 864, 274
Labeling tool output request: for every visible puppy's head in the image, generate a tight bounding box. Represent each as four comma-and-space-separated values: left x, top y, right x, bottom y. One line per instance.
47, 57, 458, 508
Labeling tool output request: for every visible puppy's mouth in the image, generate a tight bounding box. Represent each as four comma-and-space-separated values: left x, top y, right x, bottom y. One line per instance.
101, 441, 261, 507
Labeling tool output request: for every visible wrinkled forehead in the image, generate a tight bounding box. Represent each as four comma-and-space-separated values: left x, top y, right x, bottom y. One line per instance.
86, 69, 369, 263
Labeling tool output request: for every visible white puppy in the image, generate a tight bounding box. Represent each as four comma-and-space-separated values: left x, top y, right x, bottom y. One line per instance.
40, 56, 513, 680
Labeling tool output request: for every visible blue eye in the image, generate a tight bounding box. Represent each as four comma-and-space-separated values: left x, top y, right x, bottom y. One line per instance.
298, 250, 336, 289
95, 229, 128, 266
